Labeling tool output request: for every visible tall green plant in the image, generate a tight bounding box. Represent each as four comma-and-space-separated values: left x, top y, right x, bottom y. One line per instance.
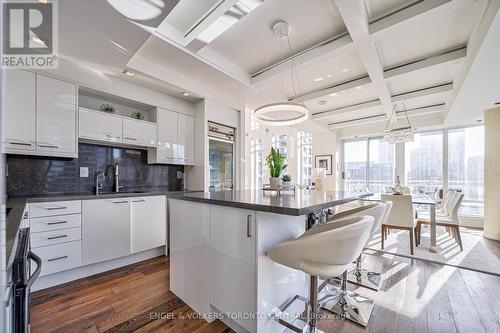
265, 147, 287, 178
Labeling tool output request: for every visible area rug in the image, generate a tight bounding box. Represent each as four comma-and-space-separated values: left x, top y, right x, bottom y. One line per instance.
364, 225, 500, 276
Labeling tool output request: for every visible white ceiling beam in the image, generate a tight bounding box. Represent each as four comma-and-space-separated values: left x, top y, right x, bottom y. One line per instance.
384, 46, 467, 79
334, 0, 393, 116
312, 99, 381, 120
294, 76, 371, 102
391, 82, 453, 102
251, 33, 353, 85
369, 0, 452, 35
328, 103, 445, 129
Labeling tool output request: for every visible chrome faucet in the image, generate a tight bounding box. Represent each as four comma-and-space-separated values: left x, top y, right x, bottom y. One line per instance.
95, 171, 105, 195
114, 163, 124, 192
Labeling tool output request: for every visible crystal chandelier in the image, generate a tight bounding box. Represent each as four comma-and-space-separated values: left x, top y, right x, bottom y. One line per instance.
384, 104, 414, 144
254, 21, 309, 126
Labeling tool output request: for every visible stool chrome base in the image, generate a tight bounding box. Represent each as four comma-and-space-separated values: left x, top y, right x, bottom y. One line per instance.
347, 268, 381, 291
320, 288, 374, 327
273, 295, 325, 333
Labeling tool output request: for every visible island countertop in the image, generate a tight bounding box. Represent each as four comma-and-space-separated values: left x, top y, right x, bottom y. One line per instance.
168, 190, 371, 216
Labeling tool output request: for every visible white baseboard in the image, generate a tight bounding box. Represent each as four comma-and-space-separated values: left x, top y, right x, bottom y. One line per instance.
484, 233, 500, 241
32, 247, 165, 291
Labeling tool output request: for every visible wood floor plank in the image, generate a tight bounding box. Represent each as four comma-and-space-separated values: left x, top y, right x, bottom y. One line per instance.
29, 254, 500, 333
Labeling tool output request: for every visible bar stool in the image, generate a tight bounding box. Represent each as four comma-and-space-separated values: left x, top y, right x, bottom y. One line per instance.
268, 216, 374, 332
327, 202, 391, 290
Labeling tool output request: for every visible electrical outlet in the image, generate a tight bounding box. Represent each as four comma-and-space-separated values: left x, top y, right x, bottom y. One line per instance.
80, 167, 89, 178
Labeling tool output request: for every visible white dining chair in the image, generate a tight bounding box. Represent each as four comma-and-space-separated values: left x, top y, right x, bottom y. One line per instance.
380, 194, 417, 255
417, 192, 465, 251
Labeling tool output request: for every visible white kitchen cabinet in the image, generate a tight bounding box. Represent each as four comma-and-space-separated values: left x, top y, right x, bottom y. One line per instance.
36, 75, 77, 157
3, 69, 36, 152
150, 108, 178, 163
82, 198, 131, 265
210, 206, 256, 332
169, 199, 212, 318
130, 196, 166, 253
177, 113, 195, 165
79, 108, 122, 143
123, 118, 157, 147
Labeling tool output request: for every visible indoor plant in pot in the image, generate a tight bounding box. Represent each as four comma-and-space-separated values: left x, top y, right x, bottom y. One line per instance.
265, 147, 287, 189
281, 174, 292, 188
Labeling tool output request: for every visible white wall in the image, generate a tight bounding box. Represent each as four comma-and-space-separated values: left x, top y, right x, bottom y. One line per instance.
312, 132, 337, 191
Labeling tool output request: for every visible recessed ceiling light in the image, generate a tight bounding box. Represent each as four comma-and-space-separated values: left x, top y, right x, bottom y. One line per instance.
341, 68, 349, 73
326, 74, 332, 78
181, 92, 190, 97
122, 69, 135, 77
355, 85, 363, 90
313, 77, 323, 82
329, 92, 338, 97
38, 0, 48, 3
318, 100, 327, 105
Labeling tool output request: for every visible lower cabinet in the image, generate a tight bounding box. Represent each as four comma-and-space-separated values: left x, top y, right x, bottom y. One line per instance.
131, 196, 166, 253
210, 206, 256, 332
82, 198, 131, 265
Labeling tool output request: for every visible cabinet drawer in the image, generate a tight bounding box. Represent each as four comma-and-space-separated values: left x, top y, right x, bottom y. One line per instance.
30, 200, 82, 218
32, 241, 81, 276
31, 227, 81, 248
30, 214, 81, 233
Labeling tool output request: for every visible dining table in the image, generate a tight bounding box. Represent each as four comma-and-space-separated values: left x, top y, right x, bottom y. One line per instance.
361, 193, 438, 253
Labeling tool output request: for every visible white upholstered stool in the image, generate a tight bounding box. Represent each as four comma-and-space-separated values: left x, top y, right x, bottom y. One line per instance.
268, 216, 374, 332
328, 202, 391, 290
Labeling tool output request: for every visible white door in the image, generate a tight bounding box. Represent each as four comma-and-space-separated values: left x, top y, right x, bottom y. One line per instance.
177, 113, 195, 165
210, 206, 256, 332
130, 196, 166, 253
3, 69, 36, 152
156, 108, 178, 161
82, 199, 131, 265
79, 108, 122, 143
36, 75, 77, 156
123, 118, 157, 147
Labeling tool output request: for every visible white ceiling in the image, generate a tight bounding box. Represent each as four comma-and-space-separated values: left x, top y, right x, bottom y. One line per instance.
52, 0, 498, 132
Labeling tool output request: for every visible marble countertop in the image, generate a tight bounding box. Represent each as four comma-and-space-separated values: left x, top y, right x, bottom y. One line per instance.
168, 190, 371, 216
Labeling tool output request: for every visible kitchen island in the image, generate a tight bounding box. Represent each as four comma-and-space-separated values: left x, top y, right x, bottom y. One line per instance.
168, 190, 370, 333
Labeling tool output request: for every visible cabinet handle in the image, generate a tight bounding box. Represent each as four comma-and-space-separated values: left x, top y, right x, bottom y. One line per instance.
132, 199, 146, 202
47, 234, 68, 240
47, 220, 67, 225
48, 255, 68, 262
247, 214, 252, 238
8, 141, 33, 146
45, 206, 67, 210
124, 137, 137, 141
113, 200, 129, 204
105, 133, 121, 139
38, 143, 59, 149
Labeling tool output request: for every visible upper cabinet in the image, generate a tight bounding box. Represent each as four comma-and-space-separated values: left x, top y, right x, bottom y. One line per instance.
3, 70, 77, 158
123, 118, 156, 147
148, 107, 195, 165
3, 70, 36, 152
79, 108, 123, 143
36, 75, 77, 156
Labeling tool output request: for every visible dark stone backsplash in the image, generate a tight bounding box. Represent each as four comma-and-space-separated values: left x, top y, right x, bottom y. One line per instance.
6, 143, 184, 197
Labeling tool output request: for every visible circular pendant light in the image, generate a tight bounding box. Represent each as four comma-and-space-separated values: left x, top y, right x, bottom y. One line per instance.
253, 21, 309, 127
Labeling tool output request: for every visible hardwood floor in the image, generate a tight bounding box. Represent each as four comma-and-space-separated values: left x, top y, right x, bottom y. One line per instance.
30, 254, 500, 333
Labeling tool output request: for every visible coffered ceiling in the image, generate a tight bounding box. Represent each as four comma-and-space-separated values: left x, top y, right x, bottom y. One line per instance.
55, 0, 500, 132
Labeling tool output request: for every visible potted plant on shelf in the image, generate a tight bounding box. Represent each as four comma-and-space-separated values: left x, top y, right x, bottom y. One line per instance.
281, 174, 292, 188
265, 147, 287, 189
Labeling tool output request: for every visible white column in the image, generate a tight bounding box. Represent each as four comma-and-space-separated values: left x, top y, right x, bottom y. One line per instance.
484, 106, 500, 240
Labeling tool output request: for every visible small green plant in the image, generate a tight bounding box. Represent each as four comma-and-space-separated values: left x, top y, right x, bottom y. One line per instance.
281, 174, 291, 182
265, 147, 287, 178
131, 112, 144, 120
99, 104, 115, 113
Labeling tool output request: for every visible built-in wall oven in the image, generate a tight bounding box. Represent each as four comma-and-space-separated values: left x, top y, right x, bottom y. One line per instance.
10, 227, 42, 333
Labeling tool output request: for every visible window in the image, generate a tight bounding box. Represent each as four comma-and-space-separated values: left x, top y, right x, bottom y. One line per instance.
448, 126, 484, 216
298, 132, 313, 186
272, 134, 287, 156
405, 131, 443, 196
250, 138, 264, 189
343, 140, 367, 191
368, 137, 395, 193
